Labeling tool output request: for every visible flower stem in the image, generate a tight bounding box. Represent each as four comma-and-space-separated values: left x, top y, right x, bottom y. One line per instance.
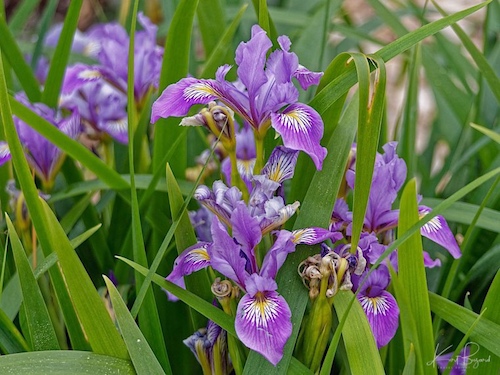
253, 131, 265, 174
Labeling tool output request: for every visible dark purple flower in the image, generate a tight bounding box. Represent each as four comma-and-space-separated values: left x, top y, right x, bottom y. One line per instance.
435, 346, 470, 375
151, 25, 326, 169
184, 318, 229, 374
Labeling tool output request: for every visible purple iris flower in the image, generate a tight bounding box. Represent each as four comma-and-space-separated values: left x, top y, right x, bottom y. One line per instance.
165, 148, 335, 364
435, 346, 470, 375
151, 24, 327, 169
168, 203, 332, 365
62, 13, 162, 103
184, 318, 230, 374
340, 141, 461, 261
352, 266, 399, 348
61, 80, 128, 144
0, 94, 80, 188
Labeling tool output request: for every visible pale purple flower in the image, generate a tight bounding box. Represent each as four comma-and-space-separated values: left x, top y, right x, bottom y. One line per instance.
340, 141, 461, 260
151, 24, 326, 169
62, 13, 162, 102
0, 94, 81, 187
61, 80, 128, 144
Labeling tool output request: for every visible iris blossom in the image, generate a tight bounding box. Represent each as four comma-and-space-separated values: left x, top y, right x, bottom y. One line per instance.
340, 141, 462, 262
0, 94, 80, 190
165, 148, 334, 365
151, 24, 327, 170
300, 142, 462, 349
60, 13, 163, 144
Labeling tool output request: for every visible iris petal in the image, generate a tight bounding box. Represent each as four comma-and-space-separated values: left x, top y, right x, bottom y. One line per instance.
271, 103, 327, 170
419, 206, 461, 259
235, 279, 292, 366
358, 290, 399, 348
151, 77, 220, 122
166, 242, 212, 301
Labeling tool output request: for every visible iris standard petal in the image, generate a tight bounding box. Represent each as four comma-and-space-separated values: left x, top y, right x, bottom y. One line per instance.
231, 202, 262, 257
235, 275, 292, 366
419, 206, 461, 259
151, 77, 220, 122
260, 230, 295, 279
293, 65, 324, 90
235, 25, 271, 98
271, 103, 327, 170
358, 289, 400, 348
261, 146, 299, 183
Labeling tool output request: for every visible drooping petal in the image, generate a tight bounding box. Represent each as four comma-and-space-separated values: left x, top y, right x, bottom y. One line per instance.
260, 198, 300, 234
261, 146, 299, 183
423, 251, 442, 268
165, 242, 212, 301
209, 218, 248, 288
271, 103, 326, 170
151, 77, 221, 122
100, 118, 128, 144
293, 65, 324, 90
235, 274, 292, 366
419, 206, 461, 259
292, 227, 343, 245
358, 289, 400, 348
0, 142, 12, 166
62, 64, 120, 94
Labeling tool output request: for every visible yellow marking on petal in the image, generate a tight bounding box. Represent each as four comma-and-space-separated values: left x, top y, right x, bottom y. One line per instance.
281, 108, 311, 133
77, 69, 102, 80
292, 228, 315, 244
184, 83, 218, 101
242, 292, 280, 328
359, 295, 390, 316
186, 248, 211, 263
419, 210, 442, 233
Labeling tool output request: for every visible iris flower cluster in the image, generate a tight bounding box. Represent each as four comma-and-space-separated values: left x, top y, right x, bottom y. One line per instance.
166, 146, 334, 365
60, 12, 163, 144
298, 142, 462, 355
151, 25, 334, 366
0, 93, 80, 191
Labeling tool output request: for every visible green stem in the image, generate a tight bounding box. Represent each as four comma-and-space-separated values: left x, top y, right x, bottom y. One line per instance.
228, 149, 249, 201
253, 131, 265, 174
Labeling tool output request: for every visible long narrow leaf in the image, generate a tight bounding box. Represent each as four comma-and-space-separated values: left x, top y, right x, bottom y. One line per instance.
0, 351, 135, 374
153, 0, 199, 175
6, 215, 59, 351
104, 276, 170, 375
309, 1, 491, 115
398, 179, 436, 375
41, 0, 83, 107
9, 97, 130, 190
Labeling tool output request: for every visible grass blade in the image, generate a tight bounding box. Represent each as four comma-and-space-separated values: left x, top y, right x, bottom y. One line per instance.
103, 276, 170, 375
41, 0, 83, 107
0, 14, 41, 102
398, 179, 436, 375
0, 351, 135, 374
6, 215, 59, 351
